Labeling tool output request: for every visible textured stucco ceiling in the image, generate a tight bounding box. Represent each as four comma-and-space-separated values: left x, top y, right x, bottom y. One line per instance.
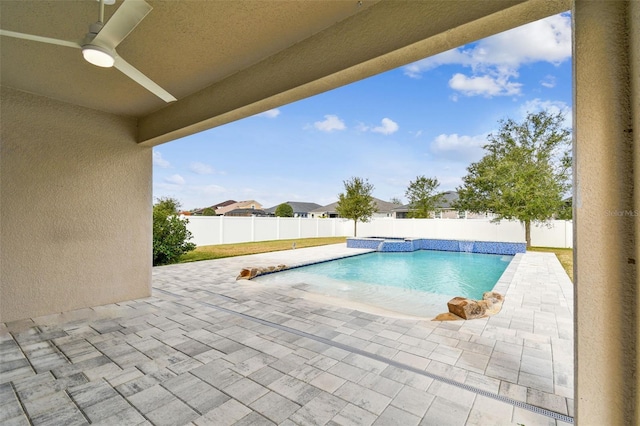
0, 0, 570, 146
0, 0, 379, 116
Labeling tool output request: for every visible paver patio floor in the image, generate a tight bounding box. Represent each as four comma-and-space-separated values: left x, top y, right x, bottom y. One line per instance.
1, 244, 574, 425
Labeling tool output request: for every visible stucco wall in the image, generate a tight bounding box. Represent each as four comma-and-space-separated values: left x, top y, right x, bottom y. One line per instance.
574, 0, 639, 423
0, 87, 152, 323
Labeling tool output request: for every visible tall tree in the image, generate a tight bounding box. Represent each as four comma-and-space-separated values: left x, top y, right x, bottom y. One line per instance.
405, 176, 444, 218
455, 111, 571, 247
336, 177, 377, 236
275, 203, 294, 217
389, 197, 403, 205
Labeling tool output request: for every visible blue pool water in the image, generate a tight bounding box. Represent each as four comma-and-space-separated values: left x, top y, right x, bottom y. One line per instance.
253, 250, 513, 317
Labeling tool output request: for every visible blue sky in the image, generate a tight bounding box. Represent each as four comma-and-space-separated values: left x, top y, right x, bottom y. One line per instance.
153, 13, 572, 211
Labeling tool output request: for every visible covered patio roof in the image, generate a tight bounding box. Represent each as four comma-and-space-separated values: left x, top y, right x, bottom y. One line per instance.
1, 0, 568, 146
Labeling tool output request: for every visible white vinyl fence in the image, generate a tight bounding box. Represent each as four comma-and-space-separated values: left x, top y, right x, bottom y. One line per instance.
184, 216, 573, 248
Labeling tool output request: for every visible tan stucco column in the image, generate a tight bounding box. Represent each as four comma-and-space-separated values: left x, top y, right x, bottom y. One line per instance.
573, 0, 639, 423
0, 88, 153, 323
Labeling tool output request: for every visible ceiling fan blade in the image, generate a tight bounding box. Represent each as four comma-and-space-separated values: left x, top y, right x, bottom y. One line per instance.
93, 0, 152, 50
0, 29, 80, 49
114, 55, 176, 103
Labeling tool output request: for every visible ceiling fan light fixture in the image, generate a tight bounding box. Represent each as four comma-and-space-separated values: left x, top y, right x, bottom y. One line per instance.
82, 45, 115, 67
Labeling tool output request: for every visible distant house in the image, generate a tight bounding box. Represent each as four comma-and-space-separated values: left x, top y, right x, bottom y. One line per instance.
264, 201, 322, 218
218, 200, 262, 215
309, 198, 397, 219
192, 199, 263, 216
192, 199, 237, 215
394, 191, 492, 219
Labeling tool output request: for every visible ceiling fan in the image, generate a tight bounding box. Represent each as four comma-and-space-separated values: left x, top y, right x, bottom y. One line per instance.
0, 0, 176, 103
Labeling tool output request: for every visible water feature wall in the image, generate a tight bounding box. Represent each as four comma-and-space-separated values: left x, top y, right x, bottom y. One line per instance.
348, 237, 526, 255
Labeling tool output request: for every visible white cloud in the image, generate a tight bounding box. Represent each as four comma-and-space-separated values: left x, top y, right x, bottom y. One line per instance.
430, 133, 488, 162
405, 14, 571, 78
449, 72, 522, 97
153, 150, 170, 168
372, 118, 399, 135
257, 108, 281, 118
189, 162, 214, 175
314, 115, 346, 132
540, 75, 556, 88
164, 174, 185, 185
403, 13, 571, 97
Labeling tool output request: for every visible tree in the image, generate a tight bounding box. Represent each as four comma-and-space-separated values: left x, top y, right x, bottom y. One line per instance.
275, 203, 294, 217
405, 176, 444, 218
335, 177, 377, 236
556, 197, 573, 220
389, 197, 403, 205
154, 197, 180, 214
455, 111, 571, 247
153, 197, 196, 265
201, 207, 216, 216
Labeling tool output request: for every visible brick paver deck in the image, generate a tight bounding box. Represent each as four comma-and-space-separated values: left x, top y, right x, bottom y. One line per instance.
0, 244, 573, 425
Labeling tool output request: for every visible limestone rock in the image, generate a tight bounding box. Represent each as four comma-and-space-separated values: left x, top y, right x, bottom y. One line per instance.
436, 291, 505, 321
482, 291, 504, 315
236, 264, 288, 280
483, 291, 504, 305
447, 297, 487, 320
236, 268, 258, 280
432, 312, 464, 321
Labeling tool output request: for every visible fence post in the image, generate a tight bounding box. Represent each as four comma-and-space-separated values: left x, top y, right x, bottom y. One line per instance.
251, 216, 255, 242
219, 216, 224, 244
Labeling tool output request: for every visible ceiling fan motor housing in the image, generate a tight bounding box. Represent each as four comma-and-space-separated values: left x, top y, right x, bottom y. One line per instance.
82, 22, 115, 68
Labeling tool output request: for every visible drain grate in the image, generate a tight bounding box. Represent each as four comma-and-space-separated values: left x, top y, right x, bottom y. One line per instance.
157, 288, 574, 423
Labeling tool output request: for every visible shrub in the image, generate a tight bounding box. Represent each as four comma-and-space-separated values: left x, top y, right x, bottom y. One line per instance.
152, 197, 196, 265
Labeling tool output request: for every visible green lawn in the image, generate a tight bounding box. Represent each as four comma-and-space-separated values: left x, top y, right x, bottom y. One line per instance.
179, 237, 347, 263
528, 246, 573, 281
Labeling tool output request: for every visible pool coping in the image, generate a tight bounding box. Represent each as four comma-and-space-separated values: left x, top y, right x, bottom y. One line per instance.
347, 236, 527, 255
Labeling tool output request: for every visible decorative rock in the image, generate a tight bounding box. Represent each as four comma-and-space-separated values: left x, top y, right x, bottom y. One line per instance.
237, 268, 258, 280
433, 312, 464, 321
447, 297, 487, 320
482, 291, 504, 315
236, 265, 288, 280
435, 291, 505, 321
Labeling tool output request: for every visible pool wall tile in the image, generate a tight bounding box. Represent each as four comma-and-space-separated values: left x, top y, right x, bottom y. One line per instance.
346, 237, 525, 255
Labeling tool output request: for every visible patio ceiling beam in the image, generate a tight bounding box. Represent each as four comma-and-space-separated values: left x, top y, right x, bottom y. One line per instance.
138, 0, 570, 147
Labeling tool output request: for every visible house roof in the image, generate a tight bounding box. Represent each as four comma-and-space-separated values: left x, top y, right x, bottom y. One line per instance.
439, 191, 460, 209
264, 202, 322, 214
393, 191, 460, 212
212, 200, 237, 209
310, 197, 398, 214
192, 199, 237, 214
224, 208, 268, 217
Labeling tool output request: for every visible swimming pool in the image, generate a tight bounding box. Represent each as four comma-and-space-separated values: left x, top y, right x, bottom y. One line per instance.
253, 250, 513, 318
